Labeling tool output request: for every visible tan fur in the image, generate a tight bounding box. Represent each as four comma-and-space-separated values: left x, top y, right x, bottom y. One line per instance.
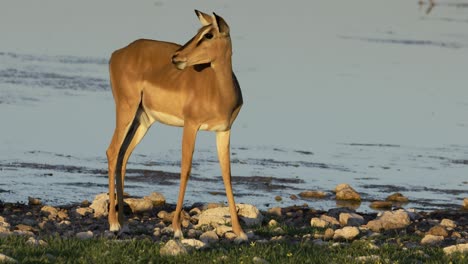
106, 10, 246, 241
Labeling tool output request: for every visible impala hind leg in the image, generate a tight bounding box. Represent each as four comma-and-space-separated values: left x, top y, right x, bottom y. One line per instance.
172, 123, 198, 239
216, 130, 248, 242
106, 105, 144, 232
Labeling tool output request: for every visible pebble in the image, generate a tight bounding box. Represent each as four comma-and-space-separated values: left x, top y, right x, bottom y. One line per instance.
299, 190, 327, 199
143, 192, 166, 206
324, 228, 335, 240
26, 237, 48, 247
40, 206, 59, 219
181, 238, 206, 249
310, 218, 329, 228
290, 194, 298, 200
443, 243, 468, 255
333, 226, 360, 241
427, 225, 449, 238
339, 213, 365, 227
160, 240, 188, 256
75, 207, 94, 217
386, 193, 409, 203
421, 234, 444, 245
440, 219, 457, 228
200, 230, 219, 244
274, 196, 282, 202
0, 253, 17, 264
334, 184, 361, 201
267, 207, 282, 216
76, 231, 94, 240
28, 197, 42, 206
252, 256, 270, 264
369, 201, 392, 209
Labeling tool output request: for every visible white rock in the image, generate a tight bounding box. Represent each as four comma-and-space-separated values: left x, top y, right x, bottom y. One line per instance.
0, 253, 17, 263
252, 256, 270, 264
339, 213, 365, 226
75, 207, 94, 217
268, 219, 279, 227
443, 243, 468, 255
421, 234, 444, 245
181, 239, 206, 249
76, 231, 94, 240
365, 209, 411, 232
215, 225, 233, 237
40, 206, 58, 219
320, 215, 340, 226
440, 219, 457, 228
124, 198, 153, 213
160, 240, 188, 256
90, 193, 109, 217
310, 218, 329, 228
333, 226, 360, 240
144, 192, 166, 206
26, 237, 48, 247
197, 204, 263, 227
199, 230, 219, 244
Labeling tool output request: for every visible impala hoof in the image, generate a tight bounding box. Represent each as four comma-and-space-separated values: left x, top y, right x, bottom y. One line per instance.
234, 232, 248, 244
174, 230, 184, 240
109, 223, 121, 232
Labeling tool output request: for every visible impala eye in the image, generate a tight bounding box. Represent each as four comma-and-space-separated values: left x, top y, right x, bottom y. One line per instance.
204, 33, 213, 39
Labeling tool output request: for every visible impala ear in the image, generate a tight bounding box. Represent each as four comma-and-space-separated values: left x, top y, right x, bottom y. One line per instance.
213, 13, 230, 35
195, 10, 212, 26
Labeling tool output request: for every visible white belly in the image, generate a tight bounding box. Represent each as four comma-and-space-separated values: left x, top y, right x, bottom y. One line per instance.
147, 110, 184, 127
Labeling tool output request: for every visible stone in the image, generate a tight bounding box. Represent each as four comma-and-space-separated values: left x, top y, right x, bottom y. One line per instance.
0, 254, 17, 263
268, 219, 279, 227
320, 215, 340, 226
215, 225, 233, 237
144, 192, 166, 206
440, 219, 457, 228
334, 184, 361, 201
356, 256, 381, 263
57, 210, 68, 220
421, 234, 444, 245
160, 240, 188, 256
464, 198, 468, 208
369, 201, 392, 209
157, 210, 173, 222
200, 230, 219, 244
26, 237, 48, 247
290, 194, 298, 200
324, 228, 335, 240
365, 209, 411, 232
76, 231, 94, 240
90, 193, 109, 217
189, 207, 202, 216
75, 207, 94, 217
386, 193, 409, 203
197, 204, 263, 227
333, 226, 360, 240
443, 243, 468, 255
28, 197, 42, 206
427, 225, 449, 238
15, 224, 34, 232
299, 190, 327, 199
339, 213, 365, 226
40, 206, 59, 219
181, 239, 206, 249
274, 196, 282, 202
124, 198, 153, 213
252, 256, 270, 264
267, 207, 282, 216
310, 218, 329, 228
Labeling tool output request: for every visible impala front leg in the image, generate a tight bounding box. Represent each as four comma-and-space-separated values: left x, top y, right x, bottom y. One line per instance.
172, 123, 198, 239
216, 130, 248, 242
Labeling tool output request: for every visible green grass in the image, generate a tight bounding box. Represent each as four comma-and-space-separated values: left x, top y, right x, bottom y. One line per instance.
0, 235, 467, 264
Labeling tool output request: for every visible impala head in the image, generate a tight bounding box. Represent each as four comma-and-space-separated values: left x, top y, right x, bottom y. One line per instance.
172, 10, 231, 70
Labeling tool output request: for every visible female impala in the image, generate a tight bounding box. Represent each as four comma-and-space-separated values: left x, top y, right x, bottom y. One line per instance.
106, 10, 247, 241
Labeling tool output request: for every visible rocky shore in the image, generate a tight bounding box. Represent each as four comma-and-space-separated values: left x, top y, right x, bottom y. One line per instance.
0, 184, 467, 261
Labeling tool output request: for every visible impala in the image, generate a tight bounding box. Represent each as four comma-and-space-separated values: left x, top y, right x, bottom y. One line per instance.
106, 10, 247, 241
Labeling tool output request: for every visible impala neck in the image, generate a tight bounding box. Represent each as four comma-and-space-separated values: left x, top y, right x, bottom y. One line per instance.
211, 48, 235, 97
